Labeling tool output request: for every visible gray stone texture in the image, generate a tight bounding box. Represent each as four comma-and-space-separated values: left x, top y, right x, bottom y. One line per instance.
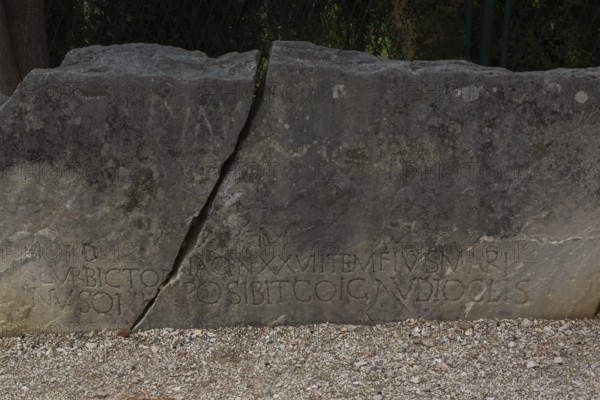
138, 41, 600, 329
0, 44, 258, 334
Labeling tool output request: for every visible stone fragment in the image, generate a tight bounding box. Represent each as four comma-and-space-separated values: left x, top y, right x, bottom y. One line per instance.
553, 356, 564, 364
521, 319, 533, 328
0, 44, 258, 335
116, 328, 132, 338
138, 41, 600, 328
526, 360, 539, 369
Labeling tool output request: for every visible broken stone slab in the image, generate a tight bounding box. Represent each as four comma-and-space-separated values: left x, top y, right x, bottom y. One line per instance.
0, 43, 258, 335
138, 41, 600, 329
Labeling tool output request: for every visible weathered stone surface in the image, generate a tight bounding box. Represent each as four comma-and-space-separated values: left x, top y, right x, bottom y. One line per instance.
0, 43, 258, 334
138, 41, 600, 329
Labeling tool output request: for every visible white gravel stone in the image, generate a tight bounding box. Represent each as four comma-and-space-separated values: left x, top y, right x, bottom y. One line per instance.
521, 318, 534, 328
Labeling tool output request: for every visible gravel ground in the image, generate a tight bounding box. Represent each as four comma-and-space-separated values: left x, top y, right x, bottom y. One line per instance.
1, 318, 599, 399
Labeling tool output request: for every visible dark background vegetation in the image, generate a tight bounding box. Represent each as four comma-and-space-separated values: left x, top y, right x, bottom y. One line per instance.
2, 0, 599, 98
45, 0, 600, 71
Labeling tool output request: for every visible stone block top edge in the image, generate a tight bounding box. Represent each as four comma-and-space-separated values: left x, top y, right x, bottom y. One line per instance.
54, 43, 260, 81
270, 40, 600, 78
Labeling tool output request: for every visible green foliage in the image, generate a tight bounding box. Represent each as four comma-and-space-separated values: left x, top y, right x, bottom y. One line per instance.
507, 0, 600, 70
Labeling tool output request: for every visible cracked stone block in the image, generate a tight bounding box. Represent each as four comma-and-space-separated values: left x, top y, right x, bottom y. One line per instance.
0, 43, 258, 335
138, 41, 600, 329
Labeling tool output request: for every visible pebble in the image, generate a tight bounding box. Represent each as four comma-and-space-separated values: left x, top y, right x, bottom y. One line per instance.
458, 321, 472, 330
521, 319, 534, 328
554, 357, 564, 364
116, 329, 132, 338
526, 360, 539, 369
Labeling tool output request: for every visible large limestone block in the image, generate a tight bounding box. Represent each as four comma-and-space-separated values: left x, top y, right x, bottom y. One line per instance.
0, 44, 258, 335
138, 41, 600, 329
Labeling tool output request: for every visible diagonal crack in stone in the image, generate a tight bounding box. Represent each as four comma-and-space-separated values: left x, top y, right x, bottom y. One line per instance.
131, 57, 269, 331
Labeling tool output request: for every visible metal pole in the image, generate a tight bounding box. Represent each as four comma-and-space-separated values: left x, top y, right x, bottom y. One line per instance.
480, 0, 495, 66
465, 0, 474, 60
500, 0, 513, 68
